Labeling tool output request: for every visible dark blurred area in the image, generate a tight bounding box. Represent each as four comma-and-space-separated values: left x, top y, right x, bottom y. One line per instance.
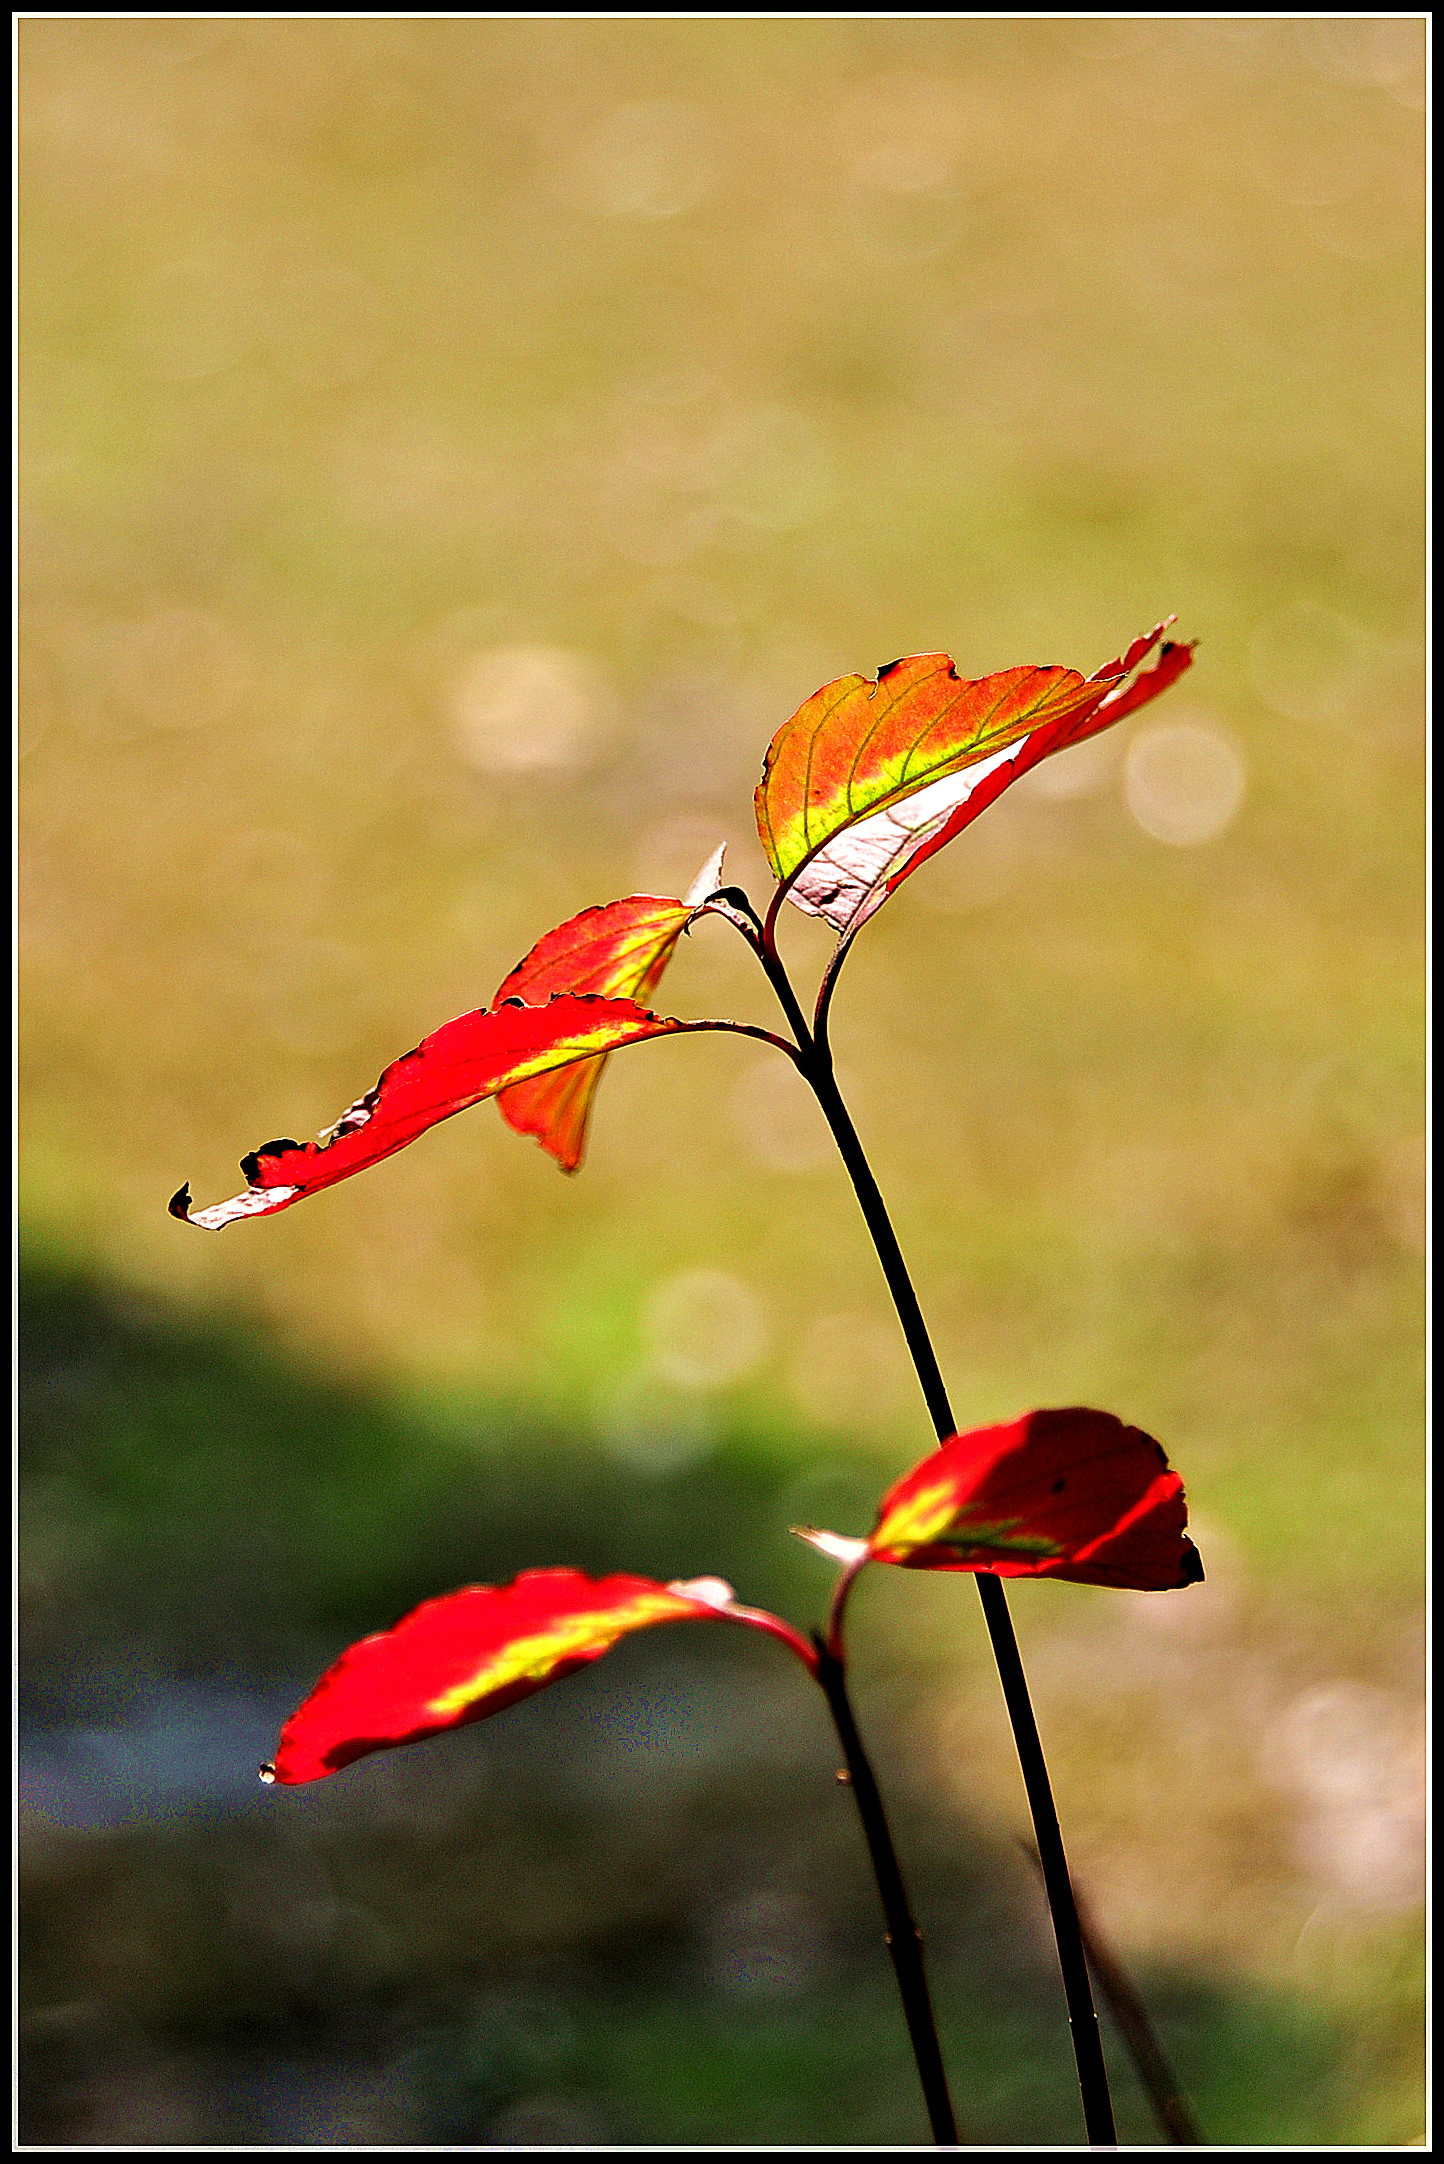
19, 1259, 1415, 2145
19, 16, 1423, 2146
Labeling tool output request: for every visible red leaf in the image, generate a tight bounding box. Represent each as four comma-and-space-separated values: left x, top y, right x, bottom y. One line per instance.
755, 626, 1194, 940
170, 994, 694, 1229
491, 848, 724, 1172
262, 1569, 813, 1785
801, 1409, 1202, 1591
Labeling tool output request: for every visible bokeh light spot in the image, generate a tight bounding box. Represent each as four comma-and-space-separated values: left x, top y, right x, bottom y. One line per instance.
787, 1311, 916, 1431
448, 645, 609, 776
1249, 603, 1366, 726
557, 99, 717, 219
594, 1371, 719, 1475
1268, 1681, 1424, 1912
642, 1269, 767, 1390
1123, 720, 1246, 847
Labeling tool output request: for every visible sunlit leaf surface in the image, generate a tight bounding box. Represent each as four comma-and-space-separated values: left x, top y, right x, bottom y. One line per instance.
756, 626, 1193, 938
492, 846, 724, 1171
171, 994, 695, 1228
800, 1408, 1202, 1591
264, 1569, 748, 1784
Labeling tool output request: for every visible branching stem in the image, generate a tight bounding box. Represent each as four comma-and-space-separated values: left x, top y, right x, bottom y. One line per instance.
748, 915, 1118, 2148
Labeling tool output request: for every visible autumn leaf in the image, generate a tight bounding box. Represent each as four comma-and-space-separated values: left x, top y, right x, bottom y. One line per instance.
492, 846, 725, 1172
795, 1408, 1202, 1592
755, 624, 1194, 942
171, 994, 699, 1229
261, 1569, 815, 1784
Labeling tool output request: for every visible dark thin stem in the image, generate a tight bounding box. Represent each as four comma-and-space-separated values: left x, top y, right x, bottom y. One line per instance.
768, 941, 1116, 2146
812, 1636, 958, 2146
724, 910, 1117, 2139
973, 1575, 1116, 2145
802, 1062, 955, 1440
811, 922, 860, 1064
756, 915, 828, 1077
1019, 1841, 1202, 2145
687, 1018, 809, 1068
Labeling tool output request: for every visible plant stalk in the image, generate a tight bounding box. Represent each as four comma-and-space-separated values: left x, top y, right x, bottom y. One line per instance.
769, 951, 1117, 2146
812, 1636, 958, 2146
972, 1573, 1116, 2145
1019, 1840, 1202, 2145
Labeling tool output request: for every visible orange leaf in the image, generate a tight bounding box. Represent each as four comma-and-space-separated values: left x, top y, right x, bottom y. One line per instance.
491, 847, 724, 1171
756, 626, 1193, 940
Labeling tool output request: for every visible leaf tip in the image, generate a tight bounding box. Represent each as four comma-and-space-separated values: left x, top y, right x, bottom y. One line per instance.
683, 843, 728, 909
168, 1183, 193, 1221
1180, 1538, 1205, 1586
790, 1525, 869, 1566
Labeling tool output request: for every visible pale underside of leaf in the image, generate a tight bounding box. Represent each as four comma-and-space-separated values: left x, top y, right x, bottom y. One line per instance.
786, 736, 1029, 935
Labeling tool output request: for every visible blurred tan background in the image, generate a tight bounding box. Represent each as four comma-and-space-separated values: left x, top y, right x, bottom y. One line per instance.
20, 17, 1424, 2146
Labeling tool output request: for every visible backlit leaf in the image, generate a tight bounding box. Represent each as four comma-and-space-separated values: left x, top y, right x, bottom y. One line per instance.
492, 846, 725, 1171
799, 1408, 1202, 1591
262, 1569, 813, 1784
755, 624, 1194, 939
170, 994, 696, 1229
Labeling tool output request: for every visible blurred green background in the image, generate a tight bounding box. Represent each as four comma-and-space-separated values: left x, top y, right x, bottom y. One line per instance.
19, 17, 1424, 2146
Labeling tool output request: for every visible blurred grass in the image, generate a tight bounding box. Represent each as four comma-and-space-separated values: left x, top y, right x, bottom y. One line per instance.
19, 15, 1424, 2147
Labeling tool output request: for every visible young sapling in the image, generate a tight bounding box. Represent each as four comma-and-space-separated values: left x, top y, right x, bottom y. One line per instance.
175, 618, 1203, 2144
